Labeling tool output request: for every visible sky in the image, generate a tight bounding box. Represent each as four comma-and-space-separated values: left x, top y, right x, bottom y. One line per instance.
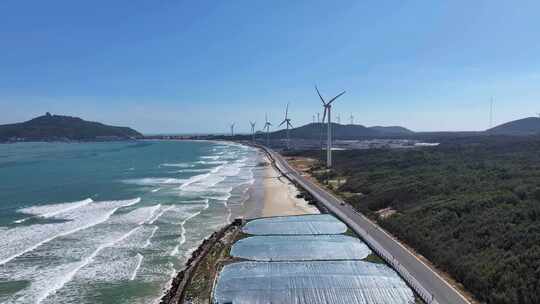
1, 0, 540, 134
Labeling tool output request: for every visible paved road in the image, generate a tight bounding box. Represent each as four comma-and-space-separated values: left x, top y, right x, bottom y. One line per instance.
264, 147, 470, 304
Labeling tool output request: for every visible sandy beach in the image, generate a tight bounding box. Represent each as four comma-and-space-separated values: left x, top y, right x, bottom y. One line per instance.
261, 155, 319, 217
237, 151, 318, 219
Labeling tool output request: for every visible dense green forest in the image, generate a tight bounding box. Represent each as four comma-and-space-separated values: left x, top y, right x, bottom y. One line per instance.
289, 136, 540, 304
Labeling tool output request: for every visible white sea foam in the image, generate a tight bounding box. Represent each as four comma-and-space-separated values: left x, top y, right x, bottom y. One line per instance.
160, 163, 194, 168
130, 253, 144, 281
169, 203, 209, 256
195, 160, 228, 165
202, 188, 233, 201
1, 142, 261, 304
5, 205, 160, 303
16, 198, 93, 222
147, 205, 174, 225
13, 218, 28, 224
178, 172, 212, 190
110, 204, 161, 226
178, 164, 235, 194
144, 226, 159, 248
0, 198, 141, 266
35, 226, 143, 303
144, 205, 162, 224
176, 168, 213, 173
200, 155, 221, 160
124, 178, 187, 186
180, 199, 210, 205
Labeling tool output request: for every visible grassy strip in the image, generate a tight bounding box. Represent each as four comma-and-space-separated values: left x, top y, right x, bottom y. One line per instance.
182, 228, 247, 303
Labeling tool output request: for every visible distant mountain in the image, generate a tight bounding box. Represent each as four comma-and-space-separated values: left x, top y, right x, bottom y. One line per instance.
487, 117, 540, 136
0, 113, 143, 142
270, 123, 414, 139
369, 126, 414, 135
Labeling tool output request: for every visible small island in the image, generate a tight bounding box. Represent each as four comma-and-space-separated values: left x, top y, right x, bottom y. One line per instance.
0, 113, 143, 142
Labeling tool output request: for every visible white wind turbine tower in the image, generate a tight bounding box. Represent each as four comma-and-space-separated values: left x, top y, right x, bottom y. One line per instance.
229, 123, 235, 137
249, 121, 256, 143
350, 113, 354, 125
317, 112, 320, 123
279, 102, 293, 150
316, 86, 346, 168
263, 113, 272, 146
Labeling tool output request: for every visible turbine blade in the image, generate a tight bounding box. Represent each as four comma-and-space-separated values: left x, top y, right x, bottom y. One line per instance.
322, 108, 327, 123
315, 86, 326, 105
279, 120, 286, 127
288, 121, 293, 128
327, 91, 346, 105
285, 102, 289, 118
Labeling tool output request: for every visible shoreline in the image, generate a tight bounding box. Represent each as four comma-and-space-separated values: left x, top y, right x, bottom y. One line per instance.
230, 148, 318, 220
160, 143, 318, 303
260, 153, 319, 217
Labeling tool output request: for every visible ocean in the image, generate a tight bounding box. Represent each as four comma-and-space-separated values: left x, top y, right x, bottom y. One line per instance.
0, 140, 260, 304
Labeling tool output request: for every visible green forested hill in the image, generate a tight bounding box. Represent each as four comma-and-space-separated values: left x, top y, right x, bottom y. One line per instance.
291, 136, 540, 304
0, 113, 143, 141
270, 122, 414, 139
487, 117, 540, 136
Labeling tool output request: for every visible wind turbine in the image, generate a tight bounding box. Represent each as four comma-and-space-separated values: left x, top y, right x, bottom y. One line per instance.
263, 113, 272, 146
249, 121, 256, 143
317, 112, 320, 123
279, 102, 293, 150
316, 86, 346, 168
312, 115, 316, 124
350, 113, 354, 125
336, 114, 341, 124
229, 123, 235, 137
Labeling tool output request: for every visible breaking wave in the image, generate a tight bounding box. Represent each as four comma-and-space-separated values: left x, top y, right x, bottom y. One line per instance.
1, 141, 260, 304
0, 198, 141, 266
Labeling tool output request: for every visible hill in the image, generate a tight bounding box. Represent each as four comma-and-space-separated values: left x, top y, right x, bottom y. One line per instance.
0, 113, 143, 142
271, 123, 414, 139
369, 126, 414, 135
487, 117, 540, 136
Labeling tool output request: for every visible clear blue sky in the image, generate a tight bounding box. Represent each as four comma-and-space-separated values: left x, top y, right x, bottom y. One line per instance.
2, 0, 540, 134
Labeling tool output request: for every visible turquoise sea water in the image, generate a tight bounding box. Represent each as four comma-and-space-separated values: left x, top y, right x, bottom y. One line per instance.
0, 140, 259, 304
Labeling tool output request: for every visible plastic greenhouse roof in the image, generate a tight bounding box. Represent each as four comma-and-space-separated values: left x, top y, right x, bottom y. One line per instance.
213, 261, 415, 304
230, 235, 371, 261
242, 214, 347, 235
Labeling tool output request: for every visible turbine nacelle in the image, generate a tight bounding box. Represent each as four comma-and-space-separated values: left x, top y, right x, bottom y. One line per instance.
279, 102, 293, 129
264, 114, 272, 129
279, 119, 293, 128
316, 86, 345, 123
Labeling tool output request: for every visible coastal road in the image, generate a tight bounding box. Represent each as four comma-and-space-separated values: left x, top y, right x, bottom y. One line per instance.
263, 147, 471, 304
